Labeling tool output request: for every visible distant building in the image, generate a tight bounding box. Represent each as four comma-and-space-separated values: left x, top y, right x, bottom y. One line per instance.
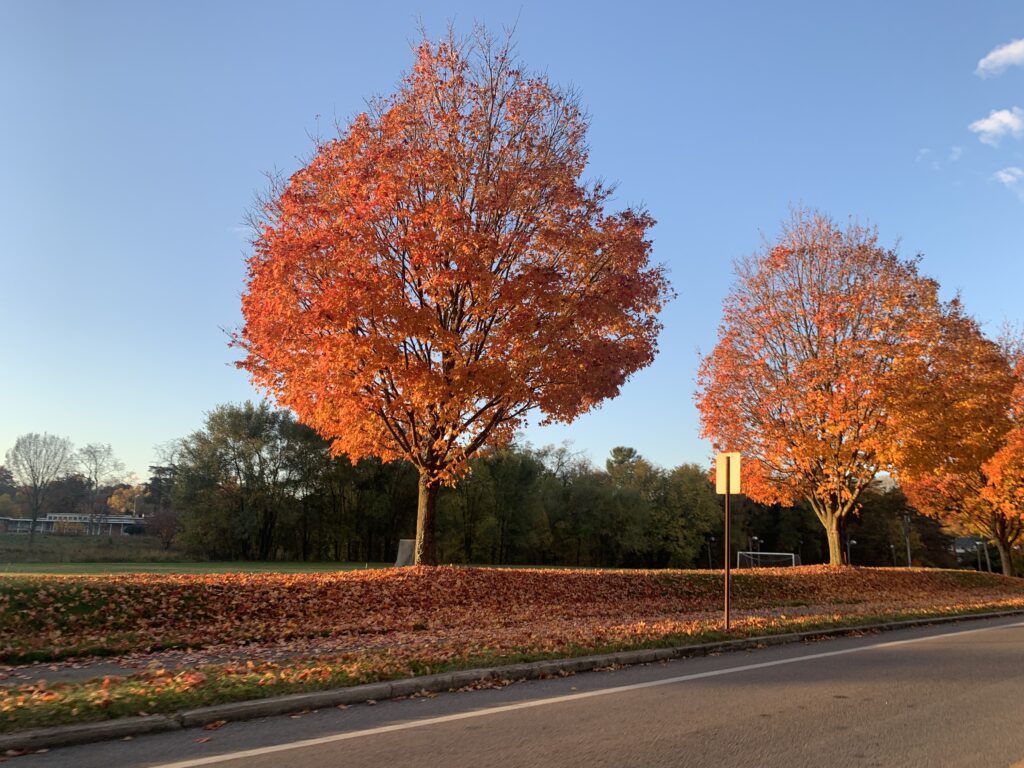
870, 474, 898, 492
0, 512, 144, 536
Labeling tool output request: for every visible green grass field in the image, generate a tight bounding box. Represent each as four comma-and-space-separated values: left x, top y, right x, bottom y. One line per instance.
0, 533, 389, 574
0, 561, 390, 575
0, 532, 184, 563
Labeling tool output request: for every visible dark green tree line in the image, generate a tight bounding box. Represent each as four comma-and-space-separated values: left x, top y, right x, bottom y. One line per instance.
154, 403, 960, 569
158, 404, 725, 566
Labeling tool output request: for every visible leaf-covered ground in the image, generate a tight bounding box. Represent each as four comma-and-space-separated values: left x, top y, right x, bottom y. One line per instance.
1, 566, 1022, 732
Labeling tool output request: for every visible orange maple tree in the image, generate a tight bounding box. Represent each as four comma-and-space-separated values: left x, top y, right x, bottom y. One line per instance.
695, 209, 951, 565
985, 355, 1024, 526
237, 30, 670, 564
894, 319, 1022, 574
983, 423, 1024, 567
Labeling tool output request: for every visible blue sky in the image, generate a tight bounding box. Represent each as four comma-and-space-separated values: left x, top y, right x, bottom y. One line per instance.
1, 1, 1022, 480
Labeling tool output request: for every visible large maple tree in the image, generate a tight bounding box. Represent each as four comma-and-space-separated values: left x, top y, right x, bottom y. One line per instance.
238, 31, 670, 564
695, 210, 951, 565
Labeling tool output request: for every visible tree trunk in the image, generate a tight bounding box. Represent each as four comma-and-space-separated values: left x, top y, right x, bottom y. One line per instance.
825, 513, 843, 566
994, 538, 1014, 577
415, 472, 439, 565
28, 497, 40, 547
809, 496, 846, 567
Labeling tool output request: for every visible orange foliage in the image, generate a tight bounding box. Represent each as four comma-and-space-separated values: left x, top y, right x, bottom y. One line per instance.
985, 359, 1024, 513
899, 332, 1023, 574
984, 430, 1024, 515
237, 30, 669, 563
696, 209, 948, 564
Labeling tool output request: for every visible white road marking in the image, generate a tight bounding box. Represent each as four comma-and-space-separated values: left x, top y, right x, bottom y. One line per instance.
148, 620, 1023, 767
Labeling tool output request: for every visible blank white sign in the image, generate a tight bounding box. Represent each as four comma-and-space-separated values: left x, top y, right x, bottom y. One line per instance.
716, 452, 741, 495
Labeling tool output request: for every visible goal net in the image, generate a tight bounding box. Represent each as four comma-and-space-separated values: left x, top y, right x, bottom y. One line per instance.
735, 551, 800, 568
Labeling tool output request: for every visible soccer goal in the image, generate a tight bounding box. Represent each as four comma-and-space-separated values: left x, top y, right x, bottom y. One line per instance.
736, 551, 800, 568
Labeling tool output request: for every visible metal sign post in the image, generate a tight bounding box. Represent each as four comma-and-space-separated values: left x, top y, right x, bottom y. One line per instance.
716, 452, 741, 632
724, 459, 731, 631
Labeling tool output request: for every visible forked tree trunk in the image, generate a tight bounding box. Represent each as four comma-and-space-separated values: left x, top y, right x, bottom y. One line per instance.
415, 472, 439, 565
810, 495, 852, 567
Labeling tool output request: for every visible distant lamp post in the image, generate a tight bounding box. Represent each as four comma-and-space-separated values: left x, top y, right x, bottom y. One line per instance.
890, 543, 897, 567
901, 513, 912, 567
707, 536, 716, 569
975, 540, 983, 572
846, 538, 857, 566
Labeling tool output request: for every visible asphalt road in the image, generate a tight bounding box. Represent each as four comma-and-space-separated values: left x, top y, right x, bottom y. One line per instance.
14, 617, 1024, 768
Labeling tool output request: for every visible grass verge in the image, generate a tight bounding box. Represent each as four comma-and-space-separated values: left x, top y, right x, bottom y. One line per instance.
1, 600, 1020, 734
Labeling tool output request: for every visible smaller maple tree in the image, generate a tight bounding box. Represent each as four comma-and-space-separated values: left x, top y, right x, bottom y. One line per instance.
695, 209, 957, 566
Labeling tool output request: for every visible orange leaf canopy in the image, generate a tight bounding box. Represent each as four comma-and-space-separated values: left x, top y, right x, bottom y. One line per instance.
984, 429, 1024, 517
238, 33, 669, 484
696, 210, 947, 517
898, 329, 1020, 556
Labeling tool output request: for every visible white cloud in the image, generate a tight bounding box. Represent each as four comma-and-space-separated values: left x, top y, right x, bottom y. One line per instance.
968, 107, 1024, 146
994, 166, 1024, 185
976, 38, 1024, 78
994, 167, 1024, 200
915, 147, 962, 170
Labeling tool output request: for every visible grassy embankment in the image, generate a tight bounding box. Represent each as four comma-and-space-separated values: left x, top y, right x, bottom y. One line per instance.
1, 565, 1022, 732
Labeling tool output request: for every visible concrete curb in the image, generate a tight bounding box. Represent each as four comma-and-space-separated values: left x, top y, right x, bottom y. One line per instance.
0, 715, 180, 752
2, 607, 1022, 752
